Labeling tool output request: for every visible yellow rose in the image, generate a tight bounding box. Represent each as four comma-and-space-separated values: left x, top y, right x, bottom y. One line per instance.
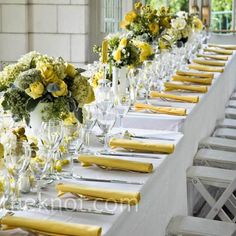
64, 112, 78, 125
52, 80, 68, 97
120, 20, 129, 29
140, 53, 147, 62
135, 2, 142, 10
160, 17, 171, 28
92, 70, 103, 88
36, 62, 59, 84
119, 38, 128, 48
139, 43, 153, 57
193, 17, 203, 31
113, 49, 122, 62
25, 81, 44, 100
148, 23, 159, 34
65, 63, 77, 78
125, 11, 137, 23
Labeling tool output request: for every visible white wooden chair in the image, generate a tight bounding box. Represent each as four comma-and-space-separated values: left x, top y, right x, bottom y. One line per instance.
231, 92, 236, 100
166, 215, 236, 236
217, 119, 236, 129
228, 100, 236, 108
213, 128, 236, 140
199, 137, 236, 152
225, 108, 236, 119
187, 166, 236, 222
195, 148, 236, 170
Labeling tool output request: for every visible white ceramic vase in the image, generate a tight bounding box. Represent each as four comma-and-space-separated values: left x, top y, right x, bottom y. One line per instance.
112, 66, 128, 97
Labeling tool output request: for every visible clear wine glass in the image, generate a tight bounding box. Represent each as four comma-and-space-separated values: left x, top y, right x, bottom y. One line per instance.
4, 141, 31, 210
40, 119, 64, 180
81, 103, 97, 153
29, 149, 51, 208
97, 109, 117, 151
0, 170, 11, 211
115, 92, 131, 129
96, 80, 114, 113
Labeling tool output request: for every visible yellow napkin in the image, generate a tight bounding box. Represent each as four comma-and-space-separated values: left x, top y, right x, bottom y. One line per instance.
172, 75, 212, 85
192, 59, 226, 67
176, 70, 214, 78
1, 214, 102, 236
109, 138, 175, 154
134, 103, 187, 116
188, 64, 224, 73
204, 48, 233, 55
164, 82, 208, 93
149, 91, 199, 103
208, 43, 236, 50
56, 183, 140, 205
79, 154, 153, 173
197, 54, 229, 61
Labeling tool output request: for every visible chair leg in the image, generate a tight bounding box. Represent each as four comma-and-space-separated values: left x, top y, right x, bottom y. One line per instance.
206, 178, 236, 220
192, 177, 232, 222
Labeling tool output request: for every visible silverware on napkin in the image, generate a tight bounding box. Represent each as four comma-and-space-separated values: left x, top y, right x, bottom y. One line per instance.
73, 175, 144, 185
99, 151, 163, 159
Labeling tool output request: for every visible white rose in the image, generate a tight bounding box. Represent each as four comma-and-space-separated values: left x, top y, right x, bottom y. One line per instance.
176, 11, 188, 19
171, 18, 187, 31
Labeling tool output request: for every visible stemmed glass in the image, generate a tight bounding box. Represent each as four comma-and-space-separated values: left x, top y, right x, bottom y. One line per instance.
115, 92, 131, 129
0, 170, 11, 211
40, 119, 64, 180
81, 103, 97, 153
96, 80, 114, 112
4, 141, 31, 210
97, 109, 116, 151
127, 68, 139, 105
29, 149, 51, 208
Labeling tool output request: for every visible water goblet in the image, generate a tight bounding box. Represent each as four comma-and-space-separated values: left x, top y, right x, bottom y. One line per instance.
4, 141, 31, 210
97, 109, 116, 151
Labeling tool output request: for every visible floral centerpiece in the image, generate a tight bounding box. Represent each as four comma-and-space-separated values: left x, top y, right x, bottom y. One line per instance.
120, 2, 173, 43
0, 51, 94, 125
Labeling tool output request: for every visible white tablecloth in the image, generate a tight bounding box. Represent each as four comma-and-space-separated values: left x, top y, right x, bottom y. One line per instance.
1, 53, 236, 236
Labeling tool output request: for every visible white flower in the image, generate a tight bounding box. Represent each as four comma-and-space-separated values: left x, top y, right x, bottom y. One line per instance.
122, 49, 126, 54
176, 11, 188, 19
171, 18, 187, 31
1, 131, 17, 150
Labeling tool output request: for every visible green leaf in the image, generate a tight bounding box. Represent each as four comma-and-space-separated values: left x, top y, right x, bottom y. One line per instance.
26, 98, 40, 112
74, 107, 83, 124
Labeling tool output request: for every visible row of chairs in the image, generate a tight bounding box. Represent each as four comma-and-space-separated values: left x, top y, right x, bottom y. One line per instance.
166, 92, 236, 235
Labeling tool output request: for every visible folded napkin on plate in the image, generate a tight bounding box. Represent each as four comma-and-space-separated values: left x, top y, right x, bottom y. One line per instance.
172, 75, 212, 85
188, 64, 224, 73
197, 54, 229, 61
56, 183, 140, 205
109, 138, 175, 154
192, 59, 226, 67
164, 82, 208, 93
134, 103, 187, 116
204, 48, 233, 55
1, 214, 102, 236
149, 91, 199, 103
176, 70, 214, 78
208, 43, 236, 50
79, 154, 153, 173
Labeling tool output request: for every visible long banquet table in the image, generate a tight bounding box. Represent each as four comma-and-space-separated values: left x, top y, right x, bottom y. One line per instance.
1, 52, 236, 236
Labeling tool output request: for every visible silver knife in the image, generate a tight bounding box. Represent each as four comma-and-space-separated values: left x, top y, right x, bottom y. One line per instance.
131, 135, 176, 141
73, 175, 144, 185
100, 151, 162, 159
43, 204, 115, 215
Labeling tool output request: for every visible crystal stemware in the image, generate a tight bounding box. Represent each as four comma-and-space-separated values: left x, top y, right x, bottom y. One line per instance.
4, 141, 31, 210
40, 119, 64, 180
0, 170, 10, 211
81, 103, 97, 153
97, 109, 116, 151
115, 92, 131, 129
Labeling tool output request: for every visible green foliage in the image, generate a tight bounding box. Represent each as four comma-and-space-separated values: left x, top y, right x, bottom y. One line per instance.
2, 88, 31, 124
146, 0, 188, 13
